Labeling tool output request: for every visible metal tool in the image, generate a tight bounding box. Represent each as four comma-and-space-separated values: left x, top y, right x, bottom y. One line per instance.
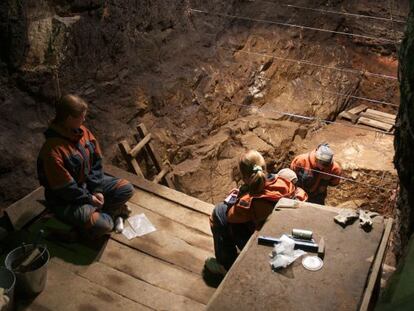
258, 235, 319, 252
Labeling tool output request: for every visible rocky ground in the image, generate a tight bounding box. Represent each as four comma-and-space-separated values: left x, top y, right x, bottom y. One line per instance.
0, 0, 407, 225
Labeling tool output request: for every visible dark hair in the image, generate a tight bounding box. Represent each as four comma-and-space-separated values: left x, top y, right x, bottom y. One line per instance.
54, 94, 88, 123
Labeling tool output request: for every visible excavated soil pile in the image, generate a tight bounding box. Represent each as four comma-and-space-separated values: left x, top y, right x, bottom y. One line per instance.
0, 0, 407, 219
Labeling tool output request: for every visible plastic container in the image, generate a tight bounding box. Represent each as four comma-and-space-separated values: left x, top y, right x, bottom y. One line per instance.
4, 244, 49, 297
0, 266, 16, 310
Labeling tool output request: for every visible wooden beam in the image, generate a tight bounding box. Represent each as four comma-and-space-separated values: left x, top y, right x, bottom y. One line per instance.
5, 187, 46, 230
118, 140, 144, 177
104, 164, 213, 216
366, 109, 396, 121
348, 104, 368, 115
129, 133, 152, 158
153, 167, 168, 184
360, 111, 395, 125
359, 218, 393, 311
357, 117, 394, 132
338, 111, 359, 123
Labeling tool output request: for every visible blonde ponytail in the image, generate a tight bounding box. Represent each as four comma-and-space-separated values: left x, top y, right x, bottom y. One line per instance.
239, 150, 266, 194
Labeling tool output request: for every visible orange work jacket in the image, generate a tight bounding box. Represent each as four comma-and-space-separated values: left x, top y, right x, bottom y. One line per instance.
227, 175, 299, 224
290, 150, 342, 197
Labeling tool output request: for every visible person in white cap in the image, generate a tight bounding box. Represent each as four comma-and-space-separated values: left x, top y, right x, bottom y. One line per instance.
277, 168, 308, 201
290, 143, 342, 204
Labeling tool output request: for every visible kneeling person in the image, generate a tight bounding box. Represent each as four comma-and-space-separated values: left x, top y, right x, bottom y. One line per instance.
205, 150, 306, 275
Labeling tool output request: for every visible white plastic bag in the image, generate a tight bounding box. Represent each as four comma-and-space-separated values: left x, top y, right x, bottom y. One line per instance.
122, 213, 156, 240
269, 234, 306, 269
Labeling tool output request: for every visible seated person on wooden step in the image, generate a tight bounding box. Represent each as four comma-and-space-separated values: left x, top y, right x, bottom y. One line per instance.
37, 94, 134, 239
290, 143, 342, 205
277, 168, 308, 201
205, 150, 307, 276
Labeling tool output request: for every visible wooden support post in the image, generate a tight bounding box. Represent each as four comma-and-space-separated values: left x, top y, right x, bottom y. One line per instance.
118, 140, 144, 177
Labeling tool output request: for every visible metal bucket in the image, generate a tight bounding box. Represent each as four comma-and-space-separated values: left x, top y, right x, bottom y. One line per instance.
0, 266, 16, 311
4, 244, 49, 297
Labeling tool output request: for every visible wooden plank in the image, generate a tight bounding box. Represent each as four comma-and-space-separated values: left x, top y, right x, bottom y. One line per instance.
124, 201, 213, 251
366, 109, 396, 120
105, 164, 214, 216
111, 203, 213, 274
276, 198, 343, 213
357, 117, 394, 132
360, 111, 395, 125
16, 260, 149, 311
359, 218, 394, 311
129, 189, 212, 236
118, 140, 144, 177
348, 104, 368, 115
100, 239, 215, 304
338, 111, 359, 123
206, 230, 258, 310
79, 262, 205, 311
129, 133, 152, 158
5, 187, 46, 230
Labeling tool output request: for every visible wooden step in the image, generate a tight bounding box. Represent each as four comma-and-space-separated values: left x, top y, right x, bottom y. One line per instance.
129, 189, 212, 236
111, 202, 213, 274
100, 240, 215, 304
79, 262, 205, 311
17, 260, 150, 311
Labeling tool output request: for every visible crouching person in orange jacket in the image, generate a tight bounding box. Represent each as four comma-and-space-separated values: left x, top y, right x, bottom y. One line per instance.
290, 143, 342, 205
205, 150, 307, 276
37, 94, 134, 239
277, 168, 308, 201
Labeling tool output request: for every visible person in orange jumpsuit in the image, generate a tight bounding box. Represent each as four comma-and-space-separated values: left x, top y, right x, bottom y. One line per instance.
290, 143, 342, 205
205, 150, 307, 275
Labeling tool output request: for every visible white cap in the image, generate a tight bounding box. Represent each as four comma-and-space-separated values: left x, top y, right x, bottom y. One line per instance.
278, 168, 298, 184
315, 143, 333, 164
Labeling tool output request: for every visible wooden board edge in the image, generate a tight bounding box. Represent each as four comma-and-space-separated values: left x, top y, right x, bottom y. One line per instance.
359, 217, 394, 311
5, 187, 46, 230
206, 231, 258, 310
105, 164, 214, 216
